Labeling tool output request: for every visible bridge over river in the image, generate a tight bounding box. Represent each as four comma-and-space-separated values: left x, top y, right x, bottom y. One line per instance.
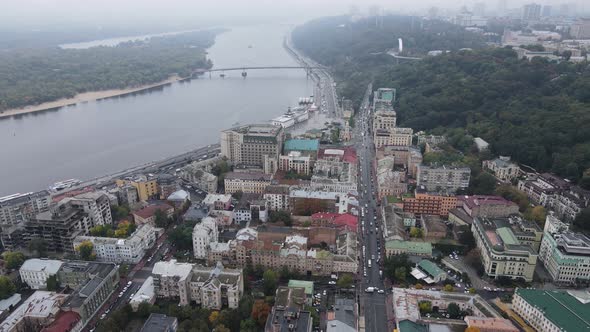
194, 65, 323, 78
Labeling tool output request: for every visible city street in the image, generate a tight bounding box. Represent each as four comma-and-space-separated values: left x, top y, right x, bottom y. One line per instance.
354, 84, 389, 332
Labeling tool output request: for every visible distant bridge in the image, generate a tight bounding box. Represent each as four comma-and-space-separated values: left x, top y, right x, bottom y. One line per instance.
194, 65, 324, 78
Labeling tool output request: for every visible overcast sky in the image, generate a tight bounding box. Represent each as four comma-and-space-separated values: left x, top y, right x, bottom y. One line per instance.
1, 0, 587, 28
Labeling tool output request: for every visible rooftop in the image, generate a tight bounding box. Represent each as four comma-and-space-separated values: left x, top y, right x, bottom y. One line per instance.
284, 139, 320, 152
289, 189, 340, 200
0, 291, 67, 331
386, 240, 432, 255
167, 190, 189, 201
418, 260, 445, 278
515, 288, 590, 332
275, 286, 307, 310
20, 259, 63, 275
288, 280, 314, 295
474, 217, 538, 255
461, 195, 518, 209
152, 260, 193, 281
133, 202, 173, 219
464, 316, 518, 332
140, 313, 178, 332
226, 123, 282, 136
130, 276, 154, 304
42, 310, 81, 332
225, 171, 272, 181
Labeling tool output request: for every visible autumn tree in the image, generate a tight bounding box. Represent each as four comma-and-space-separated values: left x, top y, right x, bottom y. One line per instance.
443, 284, 454, 292
251, 300, 271, 327
76, 241, 96, 261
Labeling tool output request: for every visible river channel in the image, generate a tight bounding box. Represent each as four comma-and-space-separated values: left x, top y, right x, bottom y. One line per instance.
0, 25, 314, 196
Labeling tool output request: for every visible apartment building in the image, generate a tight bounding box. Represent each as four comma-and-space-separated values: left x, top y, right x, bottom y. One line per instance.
377, 156, 407, 199
289, 189, 340, 215
416, 165, 471, 193
552, 186, 590, 222
538, 214, 590, 285
402, 187, 458, 217
224, 171, 272, 194
0, 291, 69, 332
373, 88, 396, 106
373, 110, 396, 132
73, 224, 160, 264
517, 173, 569, 207
66, 191, 113, 227
459, 195, 520, 218
178, 166, 218, 193
220, 123, 284, 168
0, 190, 51, 225
132, 203, 174, 225
192, 217, 218, 259
512, 288, 590, 332
570, 18, 590, 39
19, 259, 64, 290
264, 185, 291, 211
471, 217, 540, 282
278, 151, 312, 175
116, 175, 159, 202
482, 156, 520, 182
202, 194, 232, 211
152, 260, 243, 309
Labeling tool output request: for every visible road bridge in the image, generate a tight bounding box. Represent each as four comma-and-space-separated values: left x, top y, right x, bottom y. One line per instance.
194, 65, 323, 78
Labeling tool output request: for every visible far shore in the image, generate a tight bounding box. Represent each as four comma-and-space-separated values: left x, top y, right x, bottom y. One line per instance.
0, 75, 186, 119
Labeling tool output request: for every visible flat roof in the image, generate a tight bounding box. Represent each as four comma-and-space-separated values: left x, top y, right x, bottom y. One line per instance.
152, 260, 193, 281
20, 259, 63, 275
386, 240, 432, 255
0, 291, 66, 331
288, 280, 314, 295
418, 260, 445, 278
284, 139, 320, 152
516, 288, 590, 332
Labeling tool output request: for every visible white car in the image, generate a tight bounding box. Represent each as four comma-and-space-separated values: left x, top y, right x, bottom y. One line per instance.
377, 289, 385, 294
328, 281, 336, 285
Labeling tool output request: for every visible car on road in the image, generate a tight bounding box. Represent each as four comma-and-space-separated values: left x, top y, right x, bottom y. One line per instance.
377, 289, 385, 294
328, 281, 336, 285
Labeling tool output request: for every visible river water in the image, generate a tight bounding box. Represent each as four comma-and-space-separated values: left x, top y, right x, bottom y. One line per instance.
0, 25, 313, 196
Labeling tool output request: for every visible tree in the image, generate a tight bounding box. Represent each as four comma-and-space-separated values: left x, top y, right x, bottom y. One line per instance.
119, 264, 129, 278
46, 275, 58, 291
394, 267, 407, 282
137, 302, 152, 319
2, 252, 25, 270
232, 191, 243, 201
240, 318, 258, 332
154, 209, 169, 228
525, 205, 546, 225
410, 227, 423, 238
0, 276, 16, 300
470, 172, 497, 195
28, 239, 47, 257
251, 299, 271, 327
213, 324, 230, 332
459, 230, 476, 251
269, 210, 293, 226
337, 274, 354, 288
75, 240, 96, 261
419, 301, 432, 314
209, 311, 219, 324
111, 205, 130, 221
263, 269, 278, 295
574, 207, 590, 231
443, 284, 454, 292
415, 283, 423, 290
447, 302, 460, 318
468, 287, 476, 294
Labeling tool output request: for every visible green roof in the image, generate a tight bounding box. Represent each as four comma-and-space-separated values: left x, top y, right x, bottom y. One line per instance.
386, 240, 432, 255
288, 280, 314, 295
516, 288, 590, 332
398, 320, 428, 332
418, 260, 445, 277
284, 139, 319, 152
497, 227, 518, 245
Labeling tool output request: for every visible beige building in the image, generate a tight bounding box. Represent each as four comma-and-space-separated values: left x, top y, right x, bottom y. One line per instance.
116, 175, 158, 202
220, 124, 284, 169
278, 151, 311, 175
471, 216, 540, 282
483, 156, 520, 182
373, 110, 397, 132
416, 165, 471, 193
224, 171, 272, 194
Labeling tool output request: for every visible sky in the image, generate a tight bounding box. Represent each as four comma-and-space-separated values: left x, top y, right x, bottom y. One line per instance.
0, 0, 587, 29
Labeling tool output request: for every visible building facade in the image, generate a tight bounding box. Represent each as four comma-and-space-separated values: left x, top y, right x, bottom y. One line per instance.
482, 156, 520, 182
220, 124, 285, 168
19, 259, 64, 290
192, 217, 219, 259
416, 165, 471, 193
224, 172, 272, 194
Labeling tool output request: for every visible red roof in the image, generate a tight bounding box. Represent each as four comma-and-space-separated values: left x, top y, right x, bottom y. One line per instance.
333, 213, 358, 230
311, 212, 339, 220
317, 147, 357, 164
133, 202, 173, 219
342, 147, 357, 164
42, 311, 80, 332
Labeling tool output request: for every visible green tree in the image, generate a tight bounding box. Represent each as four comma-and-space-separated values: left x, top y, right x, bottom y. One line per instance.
525, 205, 547, 225
154, 208, 169, 228
468, 287, 476, 294
75, 240, 96, 261
394, 267, 407, 282
470, 172, 497, 195
447, 302, 461, 318
337, 274, 354, 288
419, 301, 432, 314
574, 207, 590, 231
2, 251, 25, 270
263, 269, 278, 296
46, 275, 58, 291
137, 302, 152, 319
240, 318, 258, 332
443, 284, 454, 292
0, 276, 16, 300
409, 227, 423, 238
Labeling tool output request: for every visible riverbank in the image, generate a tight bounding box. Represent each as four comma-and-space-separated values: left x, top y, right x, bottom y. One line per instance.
0, 75, 186, 119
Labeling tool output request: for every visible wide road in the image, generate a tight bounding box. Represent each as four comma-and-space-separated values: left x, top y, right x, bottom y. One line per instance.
354, 84, 388, 332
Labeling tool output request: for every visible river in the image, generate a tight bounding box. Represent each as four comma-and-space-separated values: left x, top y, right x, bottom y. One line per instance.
0, 25, 314, 196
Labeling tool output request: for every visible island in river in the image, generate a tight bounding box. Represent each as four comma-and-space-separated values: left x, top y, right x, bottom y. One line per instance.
0, 29, 221, 115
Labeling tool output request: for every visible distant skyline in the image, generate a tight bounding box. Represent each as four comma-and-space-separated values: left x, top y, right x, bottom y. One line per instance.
0, 0, 588, 29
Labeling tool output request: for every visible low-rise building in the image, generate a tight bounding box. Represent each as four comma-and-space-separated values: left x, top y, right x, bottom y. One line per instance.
471, 216, 540, 282
140, 313, 178, 332
265, 287, 313, 332
133, 203, 174, 225
19, 259, 64, 290
459, 195, 520, 218
402, 187, 458, 217
283, 139, 320, 160
224, 171, 272, 194
417, 165, 471, 193
130, 276, 155, 311
410, 260, 447, 284
0, 291, 68, 332
482, 156, 520, 182
385, 240, 432, 257
73, 224, 160, 264
264, 185, 291, 211
512, 288, 590, 332
421, 215, 447, 240
202, 194, 232, 211
116, 175, 159, 202
289, 189, 340, 215
464, 316, 518, 332
178, 166, 218, 193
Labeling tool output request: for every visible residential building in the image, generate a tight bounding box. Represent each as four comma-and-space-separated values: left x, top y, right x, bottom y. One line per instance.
113, 185, 138, 207
283, 139, 320, 160
192, 217, 218, 259
264, 185, 291, 211
471, 216, 540, 281
65, 191, 113, 228
157, 174, 179, 200
518, 173, 569, 206
402, 187, 458, 217
459, 195, 520, 218
522, 3, 541, 21
278, 151, 312, 175
327, 298, 357, 332
287, 280, 314, 306
182, 203, 209, 223
373, 88, 396, 106
552, 186, 590, 222
385, 240, 432, 257
421, 215, 447, 240
382, 206, 409, 241
73, 224, 160, 264
24, 201, 89, 254
132, 203, 174, 225
59, 261, 119, 326
410, 260, 447, 284
220, 124, 285, 169
265, 287, 313, 332
512, 288, 590, 332
19, 259, 63, 290
0, 291, 68, 332
538, 214, 590, 285
289, 189, 340, 215
373, 110, 396, 132
374, 127, 413, 148
464, 316, 518, 332
0, 191, 51, 225
167, 190, 189, 208
202, 194, 232, 211
482, 156, 520, 182
152, 260, 243, 309
140, 313, 178, 332
377, 156, 407, 199
416, 165, 471, 193
179, 167, 218, 193
571, 18, 590, 39
130, 277, 155, 311
417, 133, 446, 147
474, 137, 489, 151
116, 175, 159, 202
224, 171, 272, 194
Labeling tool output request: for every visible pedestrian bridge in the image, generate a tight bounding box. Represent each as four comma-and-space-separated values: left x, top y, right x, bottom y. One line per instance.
194, 65, 323, 78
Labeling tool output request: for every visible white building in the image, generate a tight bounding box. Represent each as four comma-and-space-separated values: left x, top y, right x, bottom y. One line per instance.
65, 191, 113, 227
278, 151, 312, 175
0, 291, 69, 332
417, 165, 471, 193
192, 217, 219, 259
129, 276, 155, 311
264, 185, 291, 211
152, 260, 194, 305
19, 259, 63, 290
73, 224, 160, 264
483, 156, 520, 182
